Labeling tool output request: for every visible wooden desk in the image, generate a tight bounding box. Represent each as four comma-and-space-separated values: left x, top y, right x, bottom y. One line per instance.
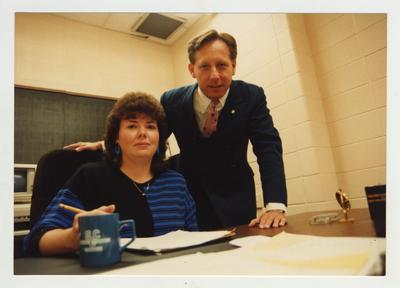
14, 208, 378, 275
236, 208, 376, 238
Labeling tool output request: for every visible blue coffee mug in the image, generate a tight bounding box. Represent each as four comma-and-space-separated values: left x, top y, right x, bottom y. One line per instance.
78, 213, 135, 267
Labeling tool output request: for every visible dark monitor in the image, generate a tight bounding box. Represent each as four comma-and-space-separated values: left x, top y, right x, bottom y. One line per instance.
14, 170, 27, 192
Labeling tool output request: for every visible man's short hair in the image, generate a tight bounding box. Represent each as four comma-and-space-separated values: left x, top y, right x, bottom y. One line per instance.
187, 29, 237, 64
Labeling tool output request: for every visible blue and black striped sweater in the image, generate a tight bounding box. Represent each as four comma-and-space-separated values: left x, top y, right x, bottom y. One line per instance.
23, 160, 198, 256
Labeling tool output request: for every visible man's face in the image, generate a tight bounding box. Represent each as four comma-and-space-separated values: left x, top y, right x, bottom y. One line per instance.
188, 39, 236, 100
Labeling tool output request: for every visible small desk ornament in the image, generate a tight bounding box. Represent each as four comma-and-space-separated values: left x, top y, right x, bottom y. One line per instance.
335, 189, 354, 223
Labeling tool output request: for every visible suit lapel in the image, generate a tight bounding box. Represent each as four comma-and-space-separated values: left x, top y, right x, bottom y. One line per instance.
217, 81, 245, 137
181, 84, 201, 136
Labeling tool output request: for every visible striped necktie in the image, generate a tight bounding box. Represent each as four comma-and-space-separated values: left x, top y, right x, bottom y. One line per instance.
202, 99, 220, 138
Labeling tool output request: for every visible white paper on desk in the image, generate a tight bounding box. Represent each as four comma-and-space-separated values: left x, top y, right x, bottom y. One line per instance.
233, 232, 386, 275
229, 235, 271, 247
120, 230, 231, 252
108, 232, 385, 275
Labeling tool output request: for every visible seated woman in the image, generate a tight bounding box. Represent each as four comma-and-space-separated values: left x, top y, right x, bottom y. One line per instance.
24, 92, 198, 256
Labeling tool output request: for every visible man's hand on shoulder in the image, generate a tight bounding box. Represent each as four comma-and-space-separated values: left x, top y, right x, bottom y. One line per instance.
248, 210, 287, 229
63, 141, 104, 152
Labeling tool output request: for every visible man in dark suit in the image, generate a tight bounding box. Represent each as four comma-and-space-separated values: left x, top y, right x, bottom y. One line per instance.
66, 29, 287, 230
160, 30, 287, 230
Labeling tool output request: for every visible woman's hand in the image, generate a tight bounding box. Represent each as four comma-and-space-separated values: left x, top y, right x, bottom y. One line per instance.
71, 204, 116, 235
39, 204, 115, 255
63, 141, 105, 152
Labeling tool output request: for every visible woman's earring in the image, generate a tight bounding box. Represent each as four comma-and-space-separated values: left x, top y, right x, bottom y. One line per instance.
115, 143, 121, 157
156, 147, 161, 156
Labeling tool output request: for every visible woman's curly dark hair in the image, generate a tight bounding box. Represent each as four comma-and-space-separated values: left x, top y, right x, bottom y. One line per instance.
104, 91, 168, 175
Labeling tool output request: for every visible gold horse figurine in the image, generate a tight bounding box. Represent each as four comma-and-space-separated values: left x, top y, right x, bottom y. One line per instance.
335, 189, 354, 222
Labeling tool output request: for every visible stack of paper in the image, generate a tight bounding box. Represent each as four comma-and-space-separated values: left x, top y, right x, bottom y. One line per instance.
111, 232, 385, 275
120, 229, 233, 253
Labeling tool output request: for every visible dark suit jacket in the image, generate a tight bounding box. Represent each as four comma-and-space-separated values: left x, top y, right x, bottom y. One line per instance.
160, 80, 287, 229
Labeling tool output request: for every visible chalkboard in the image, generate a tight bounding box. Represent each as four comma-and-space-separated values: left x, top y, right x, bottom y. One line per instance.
14, 87, 116, 164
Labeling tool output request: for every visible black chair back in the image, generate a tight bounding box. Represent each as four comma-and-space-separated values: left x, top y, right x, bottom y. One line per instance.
29, 149, 103, 228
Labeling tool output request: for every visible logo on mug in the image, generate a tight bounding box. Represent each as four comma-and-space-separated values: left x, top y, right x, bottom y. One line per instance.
80, 229, 111, 252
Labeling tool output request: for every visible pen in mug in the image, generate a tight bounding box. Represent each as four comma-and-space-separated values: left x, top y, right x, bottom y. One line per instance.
59, 203, 86, 214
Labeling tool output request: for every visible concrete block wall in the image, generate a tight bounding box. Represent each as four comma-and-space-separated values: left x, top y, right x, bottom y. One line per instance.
305, 14, 387, 209
270, 14, 339, 214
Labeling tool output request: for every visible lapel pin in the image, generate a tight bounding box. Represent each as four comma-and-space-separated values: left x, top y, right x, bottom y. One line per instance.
231, 109, 236, 114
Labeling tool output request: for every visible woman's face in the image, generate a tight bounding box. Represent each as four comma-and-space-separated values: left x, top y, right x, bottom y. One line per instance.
116, 113, 159, 162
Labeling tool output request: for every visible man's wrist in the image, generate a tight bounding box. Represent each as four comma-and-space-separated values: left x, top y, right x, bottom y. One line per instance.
266, 209, 285, 213
264, 202, 287, 213
99, 141, 105, 152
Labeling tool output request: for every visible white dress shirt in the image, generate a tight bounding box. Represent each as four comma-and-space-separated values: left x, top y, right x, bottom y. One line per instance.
193, 87, 228, 131
193, 87, 287, 214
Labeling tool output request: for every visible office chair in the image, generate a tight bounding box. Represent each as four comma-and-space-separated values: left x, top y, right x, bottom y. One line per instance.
29, 149, 103, 228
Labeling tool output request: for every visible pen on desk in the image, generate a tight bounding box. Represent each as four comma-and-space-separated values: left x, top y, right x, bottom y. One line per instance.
59, 203, 86, 214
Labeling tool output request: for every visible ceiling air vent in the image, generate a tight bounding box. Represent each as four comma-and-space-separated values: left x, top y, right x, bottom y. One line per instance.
131, 13, 185, 40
